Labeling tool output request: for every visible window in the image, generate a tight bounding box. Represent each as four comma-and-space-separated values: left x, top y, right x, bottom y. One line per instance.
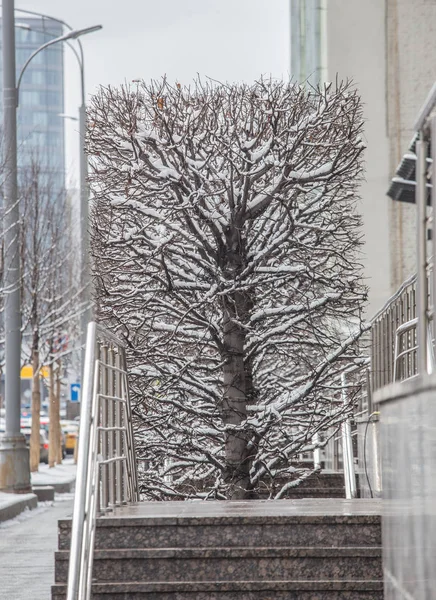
21, 69, 45, 86
32, 112, 49, 127
45, 47, 62, 67
46, 70, 61, 86
21, 90, 40, 105
46, 91, 61, 107
30, 131, 48, 146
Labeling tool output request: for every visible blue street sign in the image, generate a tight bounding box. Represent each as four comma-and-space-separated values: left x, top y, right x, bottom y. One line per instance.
70, 383, 81, 402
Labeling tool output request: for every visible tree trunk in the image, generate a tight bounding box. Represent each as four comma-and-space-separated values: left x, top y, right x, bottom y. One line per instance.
56, 360, 63, 464
222, 289, 250, 499
48, 362, 58, 467
30, 347, 41, 472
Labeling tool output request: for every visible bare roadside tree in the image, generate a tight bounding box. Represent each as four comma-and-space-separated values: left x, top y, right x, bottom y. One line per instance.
18, 156, 81, 470
88, 78, 367, 499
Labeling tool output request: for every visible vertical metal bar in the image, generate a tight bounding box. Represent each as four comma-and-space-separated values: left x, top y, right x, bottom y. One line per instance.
404, 291, 409, 379
121, 347, 139, 501
366, 368, 372, 416
115, 350, 123, 506
374, 321, 379, 391
67, 323, 97, 600
387, 307, 392, 383
370, 323, 376, 393
341, 374, 357, 499
312, 432, 321, 469
81, 361, 101, 600
416, 138, 429, 375
431, 116, 436, 368
101, 345, 109, 510
380, 319, 385, 387
107, 346, 115, 509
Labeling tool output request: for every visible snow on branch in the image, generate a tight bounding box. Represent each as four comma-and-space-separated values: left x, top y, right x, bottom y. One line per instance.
88, 77, 367, 500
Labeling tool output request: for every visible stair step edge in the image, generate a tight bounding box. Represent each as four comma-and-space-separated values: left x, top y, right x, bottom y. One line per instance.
55, 546, 382, 560
58, 514, 381, 528
52, 579, 384, 592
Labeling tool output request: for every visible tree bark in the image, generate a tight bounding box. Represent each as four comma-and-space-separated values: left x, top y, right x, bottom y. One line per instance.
56, 359, 63, 464
48, 362, 58, 467
222, 288, 250, 498
30, 347, 41, 472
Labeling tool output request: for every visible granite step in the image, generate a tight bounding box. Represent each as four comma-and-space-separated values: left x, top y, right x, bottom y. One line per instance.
52, 579, 384, 600
279, 487, 346, 499
58, 513, 381, 550
55, 546, 382, 584
276, 472, 350, 489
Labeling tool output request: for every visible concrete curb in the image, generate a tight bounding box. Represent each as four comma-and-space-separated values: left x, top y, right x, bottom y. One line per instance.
32, 485, 55, 502
0, 492, 38, 523
31, 465, 76, 494
49, 479, 75, 493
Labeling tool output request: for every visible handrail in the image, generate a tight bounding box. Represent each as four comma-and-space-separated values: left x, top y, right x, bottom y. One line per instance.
393, 318, 434, 382
67, 322, 140, 600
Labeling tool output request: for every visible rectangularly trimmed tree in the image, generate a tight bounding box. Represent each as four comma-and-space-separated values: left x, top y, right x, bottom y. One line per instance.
87, 78, 367, 499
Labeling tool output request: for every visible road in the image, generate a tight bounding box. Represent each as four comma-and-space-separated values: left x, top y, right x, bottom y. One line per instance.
0, 494, 74, 600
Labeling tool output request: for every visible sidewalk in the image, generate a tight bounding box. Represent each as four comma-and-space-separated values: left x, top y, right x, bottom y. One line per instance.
0, 491, 37, 521
0, 492, 74, 600
0, 458, 76, 522
32, 458, 77, 493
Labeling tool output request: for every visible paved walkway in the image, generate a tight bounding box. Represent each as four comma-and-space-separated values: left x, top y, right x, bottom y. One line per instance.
0, 494, 74, 600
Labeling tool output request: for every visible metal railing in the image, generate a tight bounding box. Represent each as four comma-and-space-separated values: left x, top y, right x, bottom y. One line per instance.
370, 271, 436, 391
67, 322, 140, 600
370, 273, 417, 392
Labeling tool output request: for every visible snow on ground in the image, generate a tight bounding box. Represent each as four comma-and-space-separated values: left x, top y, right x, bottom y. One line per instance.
0, 502, 50, 529
0, 493, 75, 600
0, 491, 36, 512
31, 457, 76, 487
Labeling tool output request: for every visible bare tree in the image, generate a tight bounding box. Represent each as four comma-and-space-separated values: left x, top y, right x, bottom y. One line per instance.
88, 78, 367, 499
16, 154, 81, 470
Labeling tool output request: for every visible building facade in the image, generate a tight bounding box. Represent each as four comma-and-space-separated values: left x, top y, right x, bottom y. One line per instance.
290, 0, 436, 315
0, 15, 65, 196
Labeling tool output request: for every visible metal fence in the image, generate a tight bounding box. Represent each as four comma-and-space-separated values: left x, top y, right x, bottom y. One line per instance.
67, 322, 139, 600
370, 274, 418, 392
370, 271, 436, 393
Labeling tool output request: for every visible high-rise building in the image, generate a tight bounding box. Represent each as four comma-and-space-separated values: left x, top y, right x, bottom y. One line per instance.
0, 16, 65, 406
290, 0, 436, 315
0, 15, 65, 195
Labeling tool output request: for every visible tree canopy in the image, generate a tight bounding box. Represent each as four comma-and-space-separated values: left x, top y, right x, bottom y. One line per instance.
88, 78, 367, 499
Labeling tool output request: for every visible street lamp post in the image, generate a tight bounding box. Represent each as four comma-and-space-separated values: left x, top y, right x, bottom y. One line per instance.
0, 0, 26, 492
0, 0, 101, 492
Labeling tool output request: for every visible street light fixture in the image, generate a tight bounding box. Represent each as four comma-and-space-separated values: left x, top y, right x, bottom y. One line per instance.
16, 25, 102, 100
0, 0, 101, 493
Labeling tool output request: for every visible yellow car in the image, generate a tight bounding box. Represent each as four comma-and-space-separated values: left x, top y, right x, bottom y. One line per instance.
60, 420, 79, 455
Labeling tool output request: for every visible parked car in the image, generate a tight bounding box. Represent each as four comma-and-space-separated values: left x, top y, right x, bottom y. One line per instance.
21, 428, 49, 464
21, 425, 66, 461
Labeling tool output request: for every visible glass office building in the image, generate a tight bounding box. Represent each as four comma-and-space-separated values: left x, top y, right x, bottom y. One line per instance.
0, 16, 65, 195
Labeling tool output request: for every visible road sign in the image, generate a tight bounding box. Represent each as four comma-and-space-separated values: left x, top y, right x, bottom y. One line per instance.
70, 383, 81, 403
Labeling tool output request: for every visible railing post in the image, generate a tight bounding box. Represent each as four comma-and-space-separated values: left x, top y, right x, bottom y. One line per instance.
341, 373, 357, 499
115, 350, 123, 506
67, 322, 97, 600
66, 323, 139, 600
312, 432, 321, 469
416, 137, 429, 375
432, 116, 436, 355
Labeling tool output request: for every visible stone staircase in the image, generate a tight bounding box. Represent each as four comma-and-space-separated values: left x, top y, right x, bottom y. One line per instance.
52, 499, 383, 599
265, 471, 354, 499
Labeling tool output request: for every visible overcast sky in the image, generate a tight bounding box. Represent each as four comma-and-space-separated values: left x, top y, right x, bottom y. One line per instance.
16, 0, 290, 185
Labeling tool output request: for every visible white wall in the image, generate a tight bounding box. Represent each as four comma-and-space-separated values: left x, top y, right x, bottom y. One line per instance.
325, 0, 391, 316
